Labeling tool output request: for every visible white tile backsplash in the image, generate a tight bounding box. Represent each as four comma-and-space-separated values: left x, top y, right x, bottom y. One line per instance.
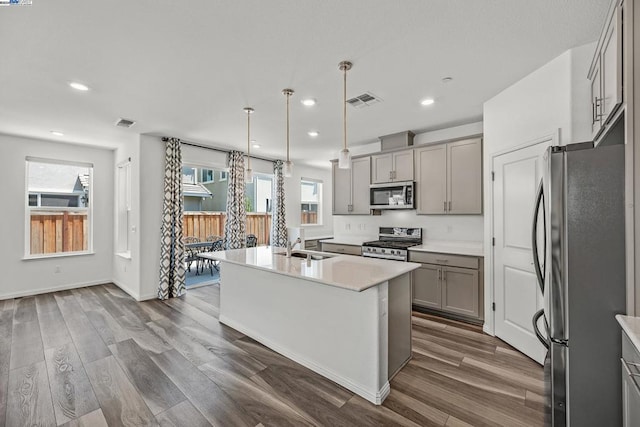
333, 210, 484, 242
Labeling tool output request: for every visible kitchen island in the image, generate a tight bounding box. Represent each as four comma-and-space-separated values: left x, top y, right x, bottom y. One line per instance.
199, 246, 420, 404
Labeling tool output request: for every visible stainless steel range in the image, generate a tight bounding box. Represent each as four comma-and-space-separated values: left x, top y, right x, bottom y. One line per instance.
362, 227, 422, 261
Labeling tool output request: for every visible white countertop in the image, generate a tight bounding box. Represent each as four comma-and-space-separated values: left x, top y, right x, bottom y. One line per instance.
319, 237, 372, 246
617, 315, 640, 352
200, 246, 420, 292
409, 240, 484, 257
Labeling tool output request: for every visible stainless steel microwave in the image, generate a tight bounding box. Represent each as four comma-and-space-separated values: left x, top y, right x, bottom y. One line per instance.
369, 181, 415, 209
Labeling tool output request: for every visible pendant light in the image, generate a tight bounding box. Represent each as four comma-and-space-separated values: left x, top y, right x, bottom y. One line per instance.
282, 88, 294, 177
244, 107, 254, 183
338, 60, 352, 169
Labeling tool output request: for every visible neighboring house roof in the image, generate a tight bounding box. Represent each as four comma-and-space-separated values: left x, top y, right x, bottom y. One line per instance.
78, 174, 90, 192
28, 162, 88, 194
183, 183, 213, 198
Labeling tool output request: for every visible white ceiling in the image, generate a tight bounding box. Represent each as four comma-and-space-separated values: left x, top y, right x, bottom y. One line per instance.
0, 0, 609, 168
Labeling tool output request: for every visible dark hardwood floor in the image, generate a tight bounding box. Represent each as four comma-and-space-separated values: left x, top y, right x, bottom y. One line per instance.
0, 284, 544, 426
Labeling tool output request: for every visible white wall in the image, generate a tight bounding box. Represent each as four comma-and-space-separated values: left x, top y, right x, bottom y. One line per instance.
482, 43, 595, 333
0, 134, 114, 299
138, 135, 166, 300
332, 121, 486, 243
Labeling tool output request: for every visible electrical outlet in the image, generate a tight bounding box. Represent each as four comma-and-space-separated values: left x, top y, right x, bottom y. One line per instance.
54, 266, 61, 274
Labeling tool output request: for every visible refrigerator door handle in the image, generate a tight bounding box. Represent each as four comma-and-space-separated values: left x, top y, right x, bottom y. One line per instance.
532, 308, 550, 350
532, 179, 546, 294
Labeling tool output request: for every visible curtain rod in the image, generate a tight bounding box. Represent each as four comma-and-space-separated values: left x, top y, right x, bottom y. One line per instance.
162, 137, 276, 163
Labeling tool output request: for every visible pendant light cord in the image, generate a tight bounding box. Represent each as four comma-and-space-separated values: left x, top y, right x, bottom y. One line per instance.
343, 65, 347, 151
286, 92, 290, 162
247, 110, 251, 169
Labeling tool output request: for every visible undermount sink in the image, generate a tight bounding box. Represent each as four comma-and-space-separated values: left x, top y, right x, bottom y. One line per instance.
275, 250, 336, 260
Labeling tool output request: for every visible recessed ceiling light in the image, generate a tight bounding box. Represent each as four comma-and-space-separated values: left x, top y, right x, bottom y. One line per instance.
50, 131, 64, 137
69, 82, 90, 91
421, 98, 435, 106
307, 131, 319, 137
442, 77, 453, 83
301, 98, 316, 107
252, 144, 261, 149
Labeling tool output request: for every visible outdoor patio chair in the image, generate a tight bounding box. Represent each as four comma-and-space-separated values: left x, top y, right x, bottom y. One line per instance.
203, 238, 224, 276
246, 234, 258, 248
184, 236, 201, 272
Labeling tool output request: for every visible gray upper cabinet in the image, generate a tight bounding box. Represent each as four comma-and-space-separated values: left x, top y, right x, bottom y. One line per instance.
332, 156, 371, 215
447, 138, 482, 214
332, 161, 351, 215
415, 144, 447, 214
351, 157, 371, 214
371, 149, 414, 183
589, 2, 622, 140
415, 138, 482, 214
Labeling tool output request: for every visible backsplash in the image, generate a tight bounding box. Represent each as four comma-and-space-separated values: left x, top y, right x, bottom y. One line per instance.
333, 210, 484, 242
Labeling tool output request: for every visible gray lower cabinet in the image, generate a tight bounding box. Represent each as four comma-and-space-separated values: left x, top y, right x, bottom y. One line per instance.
304, 239, 319, 251
441, 266, 479, 318
412, 264, 441, 309
320, 242, 361, 256
410, 251, 483, 322
622, 332, 640, 427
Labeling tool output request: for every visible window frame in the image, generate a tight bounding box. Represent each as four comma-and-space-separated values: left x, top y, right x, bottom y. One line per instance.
116, 159, 132, 258
200, 168, 215, 184
300, 178, 323, 226
24, 157, 94, 259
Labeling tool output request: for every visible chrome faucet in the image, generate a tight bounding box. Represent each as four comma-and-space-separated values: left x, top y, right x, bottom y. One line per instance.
286, 237, 302, 257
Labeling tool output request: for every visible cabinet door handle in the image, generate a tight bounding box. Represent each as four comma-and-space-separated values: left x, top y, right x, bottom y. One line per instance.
435, 259, 449, 263
389, 171, 392, 180
442, 270, 446, 282
444, 201, 447, 212
438, 269, 441, 280
448, 201, 452, 211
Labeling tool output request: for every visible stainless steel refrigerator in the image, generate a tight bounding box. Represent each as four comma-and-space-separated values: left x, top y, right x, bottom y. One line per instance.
531, 142, 626, 426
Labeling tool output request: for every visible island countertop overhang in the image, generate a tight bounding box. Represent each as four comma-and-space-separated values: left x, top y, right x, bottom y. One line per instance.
199, 246, 420, 292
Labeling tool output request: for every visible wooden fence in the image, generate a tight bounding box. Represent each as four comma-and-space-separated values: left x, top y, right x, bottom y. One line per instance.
30, 211, 273, 255
301, 211, 318, 225
30, 211, 88, 255
183, 212, 272, 245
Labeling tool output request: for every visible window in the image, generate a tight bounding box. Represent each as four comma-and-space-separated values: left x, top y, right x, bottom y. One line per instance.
245, 173, 272, 213
116, 160, 131, 256
219, 171, 228, 181
201, 168, 214, 183
26, 158, 93, 256
182, 166, 197, 184
301, 179, 322, 225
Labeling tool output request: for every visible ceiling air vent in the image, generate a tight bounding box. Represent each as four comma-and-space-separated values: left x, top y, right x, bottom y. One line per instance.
115, 118, 136, 128
346, 92, 382, 109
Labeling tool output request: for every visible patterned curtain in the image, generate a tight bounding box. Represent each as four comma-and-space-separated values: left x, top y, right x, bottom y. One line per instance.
158, 138, 186, 300
224, 151, 247, 249
270, 160, 288, 247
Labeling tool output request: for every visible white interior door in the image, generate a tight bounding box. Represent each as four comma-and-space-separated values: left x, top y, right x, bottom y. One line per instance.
493, 140, 549, 364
